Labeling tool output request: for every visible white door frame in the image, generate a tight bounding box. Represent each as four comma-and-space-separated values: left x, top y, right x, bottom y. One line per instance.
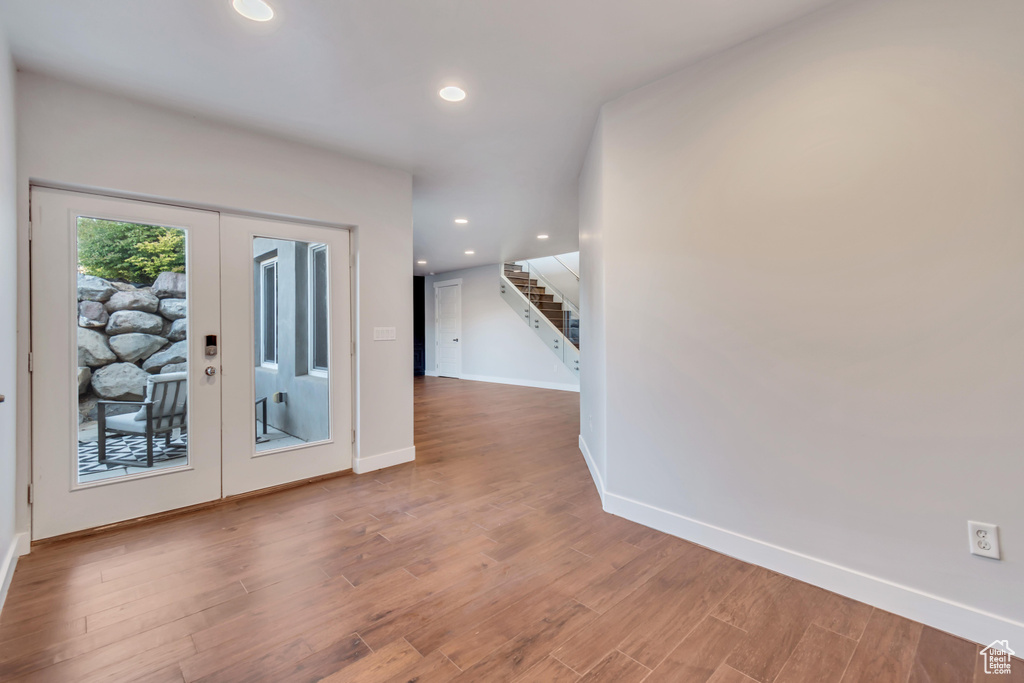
433, 278, 462, 379
28, 186, 358, 540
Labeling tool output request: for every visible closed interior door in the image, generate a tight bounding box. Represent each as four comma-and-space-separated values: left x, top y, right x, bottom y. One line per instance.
435, 281, 461, 378
219, 214, 353, 496
31, 188, 222, 540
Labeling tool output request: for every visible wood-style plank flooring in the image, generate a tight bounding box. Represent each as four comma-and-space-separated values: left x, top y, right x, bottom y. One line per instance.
1, 376, 1016, 682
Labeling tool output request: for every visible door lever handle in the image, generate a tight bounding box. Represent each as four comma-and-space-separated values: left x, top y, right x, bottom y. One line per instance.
453, 338, 459, 342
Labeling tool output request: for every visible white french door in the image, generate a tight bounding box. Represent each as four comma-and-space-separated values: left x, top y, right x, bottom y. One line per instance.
31, 189, 223, 539
30, 188, 352, 540
220, 214, 352, 496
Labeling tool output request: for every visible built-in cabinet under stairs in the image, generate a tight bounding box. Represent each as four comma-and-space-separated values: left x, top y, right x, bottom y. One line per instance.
500, 262, 580, 378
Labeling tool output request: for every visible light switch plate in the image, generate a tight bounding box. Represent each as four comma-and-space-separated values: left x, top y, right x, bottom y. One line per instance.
373, 326, 397, 341
968, 521, 1001, 560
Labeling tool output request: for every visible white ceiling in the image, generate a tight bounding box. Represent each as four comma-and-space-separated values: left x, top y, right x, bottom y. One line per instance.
0, 0, 839, 275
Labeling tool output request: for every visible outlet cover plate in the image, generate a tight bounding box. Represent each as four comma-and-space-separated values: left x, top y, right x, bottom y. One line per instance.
968, 521, 1001, 560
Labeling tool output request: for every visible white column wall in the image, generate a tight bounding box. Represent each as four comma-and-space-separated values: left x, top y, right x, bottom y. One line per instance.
0, 19, 27, 611
581, 0, 1024, 646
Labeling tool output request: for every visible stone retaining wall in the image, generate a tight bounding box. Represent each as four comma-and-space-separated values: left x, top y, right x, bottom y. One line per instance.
77, 271, 187, 424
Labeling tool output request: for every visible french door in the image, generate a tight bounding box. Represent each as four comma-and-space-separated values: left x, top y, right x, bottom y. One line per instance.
219, 214, 352, 496
31, 188, 352, 540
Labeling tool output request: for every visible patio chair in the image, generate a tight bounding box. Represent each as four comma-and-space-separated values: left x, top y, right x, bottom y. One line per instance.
98, 372, 188, 468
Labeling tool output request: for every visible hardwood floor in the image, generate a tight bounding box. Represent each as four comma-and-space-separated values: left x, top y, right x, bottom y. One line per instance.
0, 376, 1015, 682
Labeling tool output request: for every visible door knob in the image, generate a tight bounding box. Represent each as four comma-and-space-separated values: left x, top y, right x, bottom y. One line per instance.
453, 338, 459, 342
205, 366, 217, 377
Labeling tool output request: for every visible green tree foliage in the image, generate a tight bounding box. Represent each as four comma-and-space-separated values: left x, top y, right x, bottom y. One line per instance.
77, 219, 186, 283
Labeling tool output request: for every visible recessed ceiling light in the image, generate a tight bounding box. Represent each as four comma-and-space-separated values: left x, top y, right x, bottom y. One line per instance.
439, 86, 467, 102
232, 0, 274, 22
465, 250, 475, 255
417, 260, 427, 265
537, 234, 549, 239
454, 218, 469, 225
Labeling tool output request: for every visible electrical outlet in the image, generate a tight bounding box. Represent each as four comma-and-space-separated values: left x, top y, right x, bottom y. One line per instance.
968, 521, 1001, 560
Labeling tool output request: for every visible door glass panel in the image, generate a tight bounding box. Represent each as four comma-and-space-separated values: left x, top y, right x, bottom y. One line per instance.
310, 245, 329, 373
260, 259, 278, 367
76, 218, 189, 483
253, 238, 331, 453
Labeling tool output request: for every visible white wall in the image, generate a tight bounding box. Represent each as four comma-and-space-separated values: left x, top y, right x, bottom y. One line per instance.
425, 265, 579, 391
582, 0, 1024, 646
14, 70, 415, 537
578, 125, 607, 493
0, 20, 26, 611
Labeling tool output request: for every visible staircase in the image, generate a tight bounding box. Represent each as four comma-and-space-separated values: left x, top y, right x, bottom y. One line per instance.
503, 263, 578, 344
499, 261, 580, 378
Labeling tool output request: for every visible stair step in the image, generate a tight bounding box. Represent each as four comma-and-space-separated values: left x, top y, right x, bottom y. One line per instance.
511, 279, 542, 289
520, 288, 552, 298
514, 283, 547, 296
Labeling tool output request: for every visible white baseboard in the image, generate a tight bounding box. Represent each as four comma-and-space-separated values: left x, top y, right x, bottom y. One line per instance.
460, 374, 580, 393
578, 435, 1019, 647
0, 532, 29, 616
601, 490, 1024, 648
424, 370, 440, 377
354, 445, 415, 474
578, 435, 605, 504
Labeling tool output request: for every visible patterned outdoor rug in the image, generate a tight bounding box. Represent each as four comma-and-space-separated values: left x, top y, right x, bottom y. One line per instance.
78, 434, 188, 476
